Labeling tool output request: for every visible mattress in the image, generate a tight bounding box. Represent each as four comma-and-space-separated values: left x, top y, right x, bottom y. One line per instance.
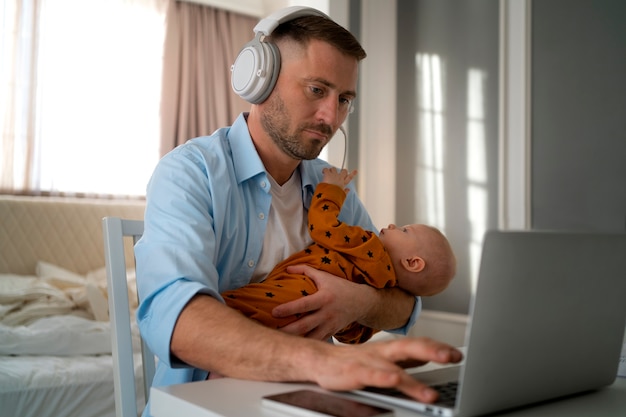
0, 353, 145, 417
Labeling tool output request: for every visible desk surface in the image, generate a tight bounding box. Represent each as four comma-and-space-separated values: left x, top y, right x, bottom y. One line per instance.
151, 376, 626, 417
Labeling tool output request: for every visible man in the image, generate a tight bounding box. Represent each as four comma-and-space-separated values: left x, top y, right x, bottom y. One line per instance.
135, 7, 461, 416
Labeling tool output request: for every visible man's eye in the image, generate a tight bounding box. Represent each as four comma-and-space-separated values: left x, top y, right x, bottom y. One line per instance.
309, 86, 324, 96
402, 228, 408, 232
339, 97, 352, 106
339, 97, 354, 113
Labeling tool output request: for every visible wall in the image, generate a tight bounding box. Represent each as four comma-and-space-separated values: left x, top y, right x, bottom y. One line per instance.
394, 0, 500, 314
531, 0, 626, 232
365, 0, 625, 316
355, 1, 398, 230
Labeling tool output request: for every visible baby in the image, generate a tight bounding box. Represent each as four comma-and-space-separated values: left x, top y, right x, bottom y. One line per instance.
222, 167, 456, 344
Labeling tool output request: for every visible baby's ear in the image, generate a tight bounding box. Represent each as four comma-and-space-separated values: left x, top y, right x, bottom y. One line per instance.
402, 256, 426, 273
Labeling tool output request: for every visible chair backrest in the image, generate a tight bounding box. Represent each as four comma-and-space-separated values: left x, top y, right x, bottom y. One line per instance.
103, 216, 155, 417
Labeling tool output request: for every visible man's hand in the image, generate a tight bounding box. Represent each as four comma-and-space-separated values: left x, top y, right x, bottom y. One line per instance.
308, 337, 463, 403
273, 264, 415, 339
272, 264, 372, 340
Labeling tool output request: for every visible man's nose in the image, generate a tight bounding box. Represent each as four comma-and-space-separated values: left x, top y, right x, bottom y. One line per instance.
317, 96, 341, 126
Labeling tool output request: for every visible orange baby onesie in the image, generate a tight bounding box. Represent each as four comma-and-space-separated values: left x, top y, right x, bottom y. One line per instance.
222, 182, 397, 343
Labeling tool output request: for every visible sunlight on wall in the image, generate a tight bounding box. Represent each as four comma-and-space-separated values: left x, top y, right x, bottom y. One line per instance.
466, 68, 488, 292
415, 53, 446, 230
415, 54, 489, 295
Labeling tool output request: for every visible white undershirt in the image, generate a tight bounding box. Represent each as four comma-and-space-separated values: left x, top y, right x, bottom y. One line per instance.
250, 169, 312, 283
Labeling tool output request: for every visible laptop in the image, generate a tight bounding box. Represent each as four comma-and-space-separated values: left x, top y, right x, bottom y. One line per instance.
355, 230, 626, 417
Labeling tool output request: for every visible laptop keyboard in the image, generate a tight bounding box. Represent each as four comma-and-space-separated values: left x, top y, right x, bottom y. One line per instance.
363, 381, 458, 407
432, 381, 458, 406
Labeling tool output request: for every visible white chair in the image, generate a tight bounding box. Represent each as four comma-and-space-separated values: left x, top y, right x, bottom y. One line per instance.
103, 217, 155, 417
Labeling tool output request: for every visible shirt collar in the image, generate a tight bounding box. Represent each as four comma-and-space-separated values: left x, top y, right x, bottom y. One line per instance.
229, 113, 266, 185
298, 161, 318, 191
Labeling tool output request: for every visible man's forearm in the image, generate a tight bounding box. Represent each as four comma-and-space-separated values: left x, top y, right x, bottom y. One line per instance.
167, 291, 465, 407
359, 286, 416, 331
170, 294, 323, 380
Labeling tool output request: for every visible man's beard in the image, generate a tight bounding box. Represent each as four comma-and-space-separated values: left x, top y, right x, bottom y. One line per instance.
260, 93, 332, 161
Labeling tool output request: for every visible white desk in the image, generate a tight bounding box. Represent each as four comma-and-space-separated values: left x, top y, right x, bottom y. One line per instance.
151, 376, 626, 417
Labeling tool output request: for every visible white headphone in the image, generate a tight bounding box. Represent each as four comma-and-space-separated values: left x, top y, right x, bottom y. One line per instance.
230, 6, 330, 104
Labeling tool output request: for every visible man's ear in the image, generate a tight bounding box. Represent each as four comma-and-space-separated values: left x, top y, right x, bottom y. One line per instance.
402, 256, 426, 273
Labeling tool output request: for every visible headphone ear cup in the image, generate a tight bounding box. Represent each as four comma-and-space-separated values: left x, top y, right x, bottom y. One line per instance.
231, 37, 280, 104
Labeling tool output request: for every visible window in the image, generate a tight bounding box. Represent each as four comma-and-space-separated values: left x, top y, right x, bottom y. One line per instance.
1, 0, 167, 196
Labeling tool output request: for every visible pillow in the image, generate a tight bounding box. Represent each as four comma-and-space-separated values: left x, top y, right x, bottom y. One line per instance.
86, 265, 139, 316
37, 261, 109, 321
36, 260, 86, 289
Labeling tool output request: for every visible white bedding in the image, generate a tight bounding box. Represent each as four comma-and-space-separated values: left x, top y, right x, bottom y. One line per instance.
0, 261, 140, 355
0, 353, 145, 417
0, 262, 143, 417
1, 316, 112, 356
0, 260, 138, 326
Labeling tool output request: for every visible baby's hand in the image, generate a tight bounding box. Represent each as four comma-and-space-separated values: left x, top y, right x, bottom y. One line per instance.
322, 167, 357, 192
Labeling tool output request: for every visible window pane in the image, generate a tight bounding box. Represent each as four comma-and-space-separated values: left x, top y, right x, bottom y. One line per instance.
35, 0, 165, 195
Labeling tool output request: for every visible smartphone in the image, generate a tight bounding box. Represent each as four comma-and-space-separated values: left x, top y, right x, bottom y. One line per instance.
262, 389, 394, 417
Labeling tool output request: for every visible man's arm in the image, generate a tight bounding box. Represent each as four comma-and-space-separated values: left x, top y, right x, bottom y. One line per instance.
272, 265, 415, 340
171, 294, 308, 380
359, 285, 416, 329
171, 293, 461, 403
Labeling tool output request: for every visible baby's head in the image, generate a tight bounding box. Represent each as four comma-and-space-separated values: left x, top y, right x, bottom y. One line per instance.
379, 224, 456, 296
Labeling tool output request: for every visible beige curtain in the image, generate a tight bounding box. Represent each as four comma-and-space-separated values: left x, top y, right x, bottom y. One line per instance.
160, 0, 256, 155
0, 0, 41, 194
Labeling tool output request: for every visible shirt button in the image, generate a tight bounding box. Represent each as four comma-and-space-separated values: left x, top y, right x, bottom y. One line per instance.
247, 259, 255, 268
260, 180, 267, 188
258, 212, 265, 220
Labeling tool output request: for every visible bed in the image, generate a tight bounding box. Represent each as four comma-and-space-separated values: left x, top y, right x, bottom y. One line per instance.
0, 195, 146, 417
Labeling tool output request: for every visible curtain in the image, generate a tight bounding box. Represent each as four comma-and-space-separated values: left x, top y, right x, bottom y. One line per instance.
160, 0, 256, 154
0, 0, 41, 193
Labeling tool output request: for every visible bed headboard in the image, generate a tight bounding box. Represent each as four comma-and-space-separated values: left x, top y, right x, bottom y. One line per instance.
0, 195, 145, 275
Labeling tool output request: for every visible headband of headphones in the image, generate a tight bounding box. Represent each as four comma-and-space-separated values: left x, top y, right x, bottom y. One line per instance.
230, 6, 330, 104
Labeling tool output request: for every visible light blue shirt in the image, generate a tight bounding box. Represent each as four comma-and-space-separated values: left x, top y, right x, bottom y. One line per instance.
134, 113, 421, 415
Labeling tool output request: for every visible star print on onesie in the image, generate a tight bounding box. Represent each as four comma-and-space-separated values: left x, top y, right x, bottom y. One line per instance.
222, 182, 397, 344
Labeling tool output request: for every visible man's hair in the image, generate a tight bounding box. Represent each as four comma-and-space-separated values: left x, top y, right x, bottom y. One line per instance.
270, 15, 367, 61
